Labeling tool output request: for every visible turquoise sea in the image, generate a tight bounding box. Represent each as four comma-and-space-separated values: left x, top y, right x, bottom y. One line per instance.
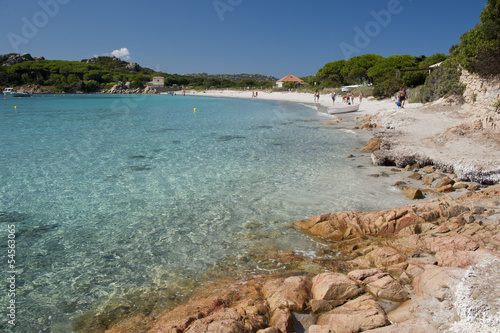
0, 94, 410, 332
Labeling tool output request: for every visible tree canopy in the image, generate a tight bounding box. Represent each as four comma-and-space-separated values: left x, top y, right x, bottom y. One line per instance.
0, 56, 276, 92
315, 59, 346, 87
450, 0, 500, 75
341, 54, 384, 84
315, 53, 447, 97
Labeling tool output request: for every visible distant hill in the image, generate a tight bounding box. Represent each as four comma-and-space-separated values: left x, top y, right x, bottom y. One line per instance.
0, 54, 277, 92
186, 72, 277, 82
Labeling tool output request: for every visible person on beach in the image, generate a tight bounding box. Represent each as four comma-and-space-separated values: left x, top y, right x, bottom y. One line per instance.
399, 87, 406, 108
331, 92, 336, 104
359, 92, 363, 103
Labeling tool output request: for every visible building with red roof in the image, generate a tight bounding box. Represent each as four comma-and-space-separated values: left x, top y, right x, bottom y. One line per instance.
276, 74, 305, 88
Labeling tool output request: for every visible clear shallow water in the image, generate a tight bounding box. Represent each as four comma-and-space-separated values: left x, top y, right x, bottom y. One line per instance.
0, 94, 410, 332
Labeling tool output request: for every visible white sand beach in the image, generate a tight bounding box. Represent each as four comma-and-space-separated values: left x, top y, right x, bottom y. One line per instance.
179, 89, 375, 110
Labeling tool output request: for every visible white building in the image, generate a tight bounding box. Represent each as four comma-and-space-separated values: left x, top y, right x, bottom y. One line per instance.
151, 77, 164, 87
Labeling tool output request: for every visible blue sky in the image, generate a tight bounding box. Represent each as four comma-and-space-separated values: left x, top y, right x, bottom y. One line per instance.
0, 0, 486, 78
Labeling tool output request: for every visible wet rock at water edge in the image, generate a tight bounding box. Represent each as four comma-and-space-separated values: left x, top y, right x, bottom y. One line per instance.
403, 187, 424, 200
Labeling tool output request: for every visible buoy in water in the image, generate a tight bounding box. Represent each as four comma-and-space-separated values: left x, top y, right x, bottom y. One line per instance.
194, 108, 197, 112
14, 106, 17, 109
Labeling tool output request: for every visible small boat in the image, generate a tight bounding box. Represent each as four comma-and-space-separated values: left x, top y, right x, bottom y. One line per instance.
3, 87, 31, 97
327, 103, 360, 114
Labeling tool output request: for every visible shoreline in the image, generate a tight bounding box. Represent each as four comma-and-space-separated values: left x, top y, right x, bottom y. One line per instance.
187, 89, 499, 185
76, 90, 499, 332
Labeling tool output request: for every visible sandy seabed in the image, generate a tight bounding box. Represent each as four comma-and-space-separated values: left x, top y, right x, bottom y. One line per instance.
181, 89, 500, 183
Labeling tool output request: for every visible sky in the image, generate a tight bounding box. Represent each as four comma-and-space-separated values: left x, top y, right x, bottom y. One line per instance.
0, 0, 486, 78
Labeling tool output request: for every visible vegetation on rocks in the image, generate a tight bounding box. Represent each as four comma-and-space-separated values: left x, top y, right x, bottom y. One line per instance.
0, 54, 278, 93
419, 59, 466, 103
419, 0, 499, 102
0, 56, 157, 92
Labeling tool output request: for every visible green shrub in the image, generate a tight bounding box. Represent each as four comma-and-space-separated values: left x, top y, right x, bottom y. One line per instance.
373, 73, 403, 98
83, 80, 101, 92
407, 85, 424, 103
419, 59, 466, 103
350, 86, 374, 97
103, 82, 116, 90
494, 99, 500, 110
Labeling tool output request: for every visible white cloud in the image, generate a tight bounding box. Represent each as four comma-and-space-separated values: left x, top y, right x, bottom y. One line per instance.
110, 48, 131, 60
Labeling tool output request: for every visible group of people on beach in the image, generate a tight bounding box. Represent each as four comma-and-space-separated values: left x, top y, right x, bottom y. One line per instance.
327, 91, 363, 105
313, 91, 364, 105
338, 92, 362, 105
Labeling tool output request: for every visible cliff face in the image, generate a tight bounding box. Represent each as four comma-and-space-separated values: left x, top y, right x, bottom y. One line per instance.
460, 69, 500, 110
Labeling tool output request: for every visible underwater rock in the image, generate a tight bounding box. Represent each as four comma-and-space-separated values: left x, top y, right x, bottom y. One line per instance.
124, 165, 153, 171
0, 211, 30, 223
217, 135, 246, 141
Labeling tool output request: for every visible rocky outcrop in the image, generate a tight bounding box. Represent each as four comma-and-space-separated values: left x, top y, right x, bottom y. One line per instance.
310, 272, 363, 313
125, 62, 141, 72
316, 294, 389, 332
295, 185, 500, 251
460, 68, 500, 109
109, 81, 130, 94
108, 81, 158, 94
362, 137, 382, 153
294, 205, 422, 241
262, 276, 311, 313
0, 53, 40, 66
